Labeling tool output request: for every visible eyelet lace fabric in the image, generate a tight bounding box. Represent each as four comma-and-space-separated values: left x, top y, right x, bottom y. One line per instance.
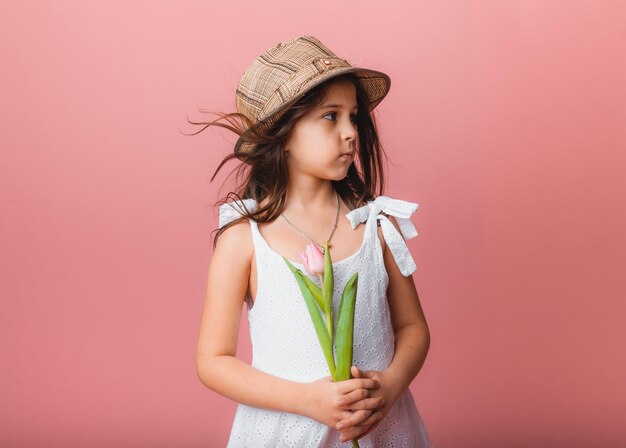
218, 196, 433, 447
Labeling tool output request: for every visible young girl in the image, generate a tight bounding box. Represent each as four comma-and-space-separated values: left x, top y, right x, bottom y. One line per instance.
193, 35, 433, 447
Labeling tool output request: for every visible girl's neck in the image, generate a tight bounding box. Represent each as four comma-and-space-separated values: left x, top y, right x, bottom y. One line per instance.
283, 182, 338, 215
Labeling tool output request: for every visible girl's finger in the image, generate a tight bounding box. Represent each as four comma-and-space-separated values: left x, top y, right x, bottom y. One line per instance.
335, 409, 371, 431
340, 424, 368, 443
339, 409, 382, 431
337, 378, 379, 394
357, 418, 383, 440
333, 409, 352, 422
351, 365, 375, 380
359, 409, 383, 427
338, 388, 370, 407
341, 396, 384, 411
340, 411, 383, 440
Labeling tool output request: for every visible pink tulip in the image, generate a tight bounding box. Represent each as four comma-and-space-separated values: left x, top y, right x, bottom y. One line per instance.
298, 242, 325, 276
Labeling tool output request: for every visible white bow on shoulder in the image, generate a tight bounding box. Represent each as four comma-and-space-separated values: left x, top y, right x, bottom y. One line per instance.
345, 196, 419, 276
218, 198, 257, 228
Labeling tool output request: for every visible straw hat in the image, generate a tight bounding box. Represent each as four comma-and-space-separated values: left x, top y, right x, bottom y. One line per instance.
234, 35, 391, 154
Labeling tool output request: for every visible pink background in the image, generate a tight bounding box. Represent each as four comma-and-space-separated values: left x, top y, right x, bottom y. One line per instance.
2, 1, 625, 447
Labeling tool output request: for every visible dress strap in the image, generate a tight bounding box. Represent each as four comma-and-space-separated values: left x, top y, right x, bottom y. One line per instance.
345, 196, 419, 276
218, 198, 257, 228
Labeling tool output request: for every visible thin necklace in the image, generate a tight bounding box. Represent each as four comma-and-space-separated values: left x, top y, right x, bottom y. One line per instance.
280, 190, 340, 253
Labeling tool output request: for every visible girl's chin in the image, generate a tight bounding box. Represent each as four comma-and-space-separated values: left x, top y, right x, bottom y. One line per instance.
329, 169, 351, 181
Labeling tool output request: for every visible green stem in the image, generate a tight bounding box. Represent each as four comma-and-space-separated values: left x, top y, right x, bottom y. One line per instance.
319, 273, 333, 343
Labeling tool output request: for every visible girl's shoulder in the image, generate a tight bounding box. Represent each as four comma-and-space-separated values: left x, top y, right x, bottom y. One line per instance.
215, 198, 256, 267
215, 215, 254, 256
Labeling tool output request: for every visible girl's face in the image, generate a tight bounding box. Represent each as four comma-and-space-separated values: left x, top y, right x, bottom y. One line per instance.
284, 79, 358, 181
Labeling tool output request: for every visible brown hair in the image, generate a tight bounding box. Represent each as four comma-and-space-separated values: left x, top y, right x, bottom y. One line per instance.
185, 73, 389, 249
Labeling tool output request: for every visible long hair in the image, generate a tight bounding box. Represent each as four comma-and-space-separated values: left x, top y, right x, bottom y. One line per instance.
185, 73, 389, 249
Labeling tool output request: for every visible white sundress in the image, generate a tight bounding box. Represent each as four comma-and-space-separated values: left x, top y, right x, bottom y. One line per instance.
218, 195, 433, 448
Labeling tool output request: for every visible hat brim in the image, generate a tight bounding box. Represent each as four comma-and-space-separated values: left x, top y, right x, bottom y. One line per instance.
234, 66, 391, 155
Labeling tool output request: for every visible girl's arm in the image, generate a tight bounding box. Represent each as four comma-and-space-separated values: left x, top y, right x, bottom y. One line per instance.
335, 216, 431, 442
195, 221, 301, 414
378, 214, 431, 392
195, 220, 383, 430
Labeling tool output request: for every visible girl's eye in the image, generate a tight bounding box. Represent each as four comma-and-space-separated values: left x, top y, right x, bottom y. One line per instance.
324, 112, 358, 124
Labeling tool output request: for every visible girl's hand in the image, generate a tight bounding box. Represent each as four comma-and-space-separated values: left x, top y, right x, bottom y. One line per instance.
302, 374, 384, 430
336, 366, 401, 443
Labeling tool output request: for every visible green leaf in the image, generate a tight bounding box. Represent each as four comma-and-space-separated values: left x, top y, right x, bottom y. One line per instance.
283, 257, 336, 378
300, 274, 326, 314
334, 272, 359, 381
283, 258, 322, 308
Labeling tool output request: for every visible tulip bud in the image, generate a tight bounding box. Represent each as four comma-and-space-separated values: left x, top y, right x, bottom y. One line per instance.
298, 242, 325, 276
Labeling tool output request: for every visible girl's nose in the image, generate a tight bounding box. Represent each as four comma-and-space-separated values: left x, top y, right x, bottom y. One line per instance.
341, 119, 357, 141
